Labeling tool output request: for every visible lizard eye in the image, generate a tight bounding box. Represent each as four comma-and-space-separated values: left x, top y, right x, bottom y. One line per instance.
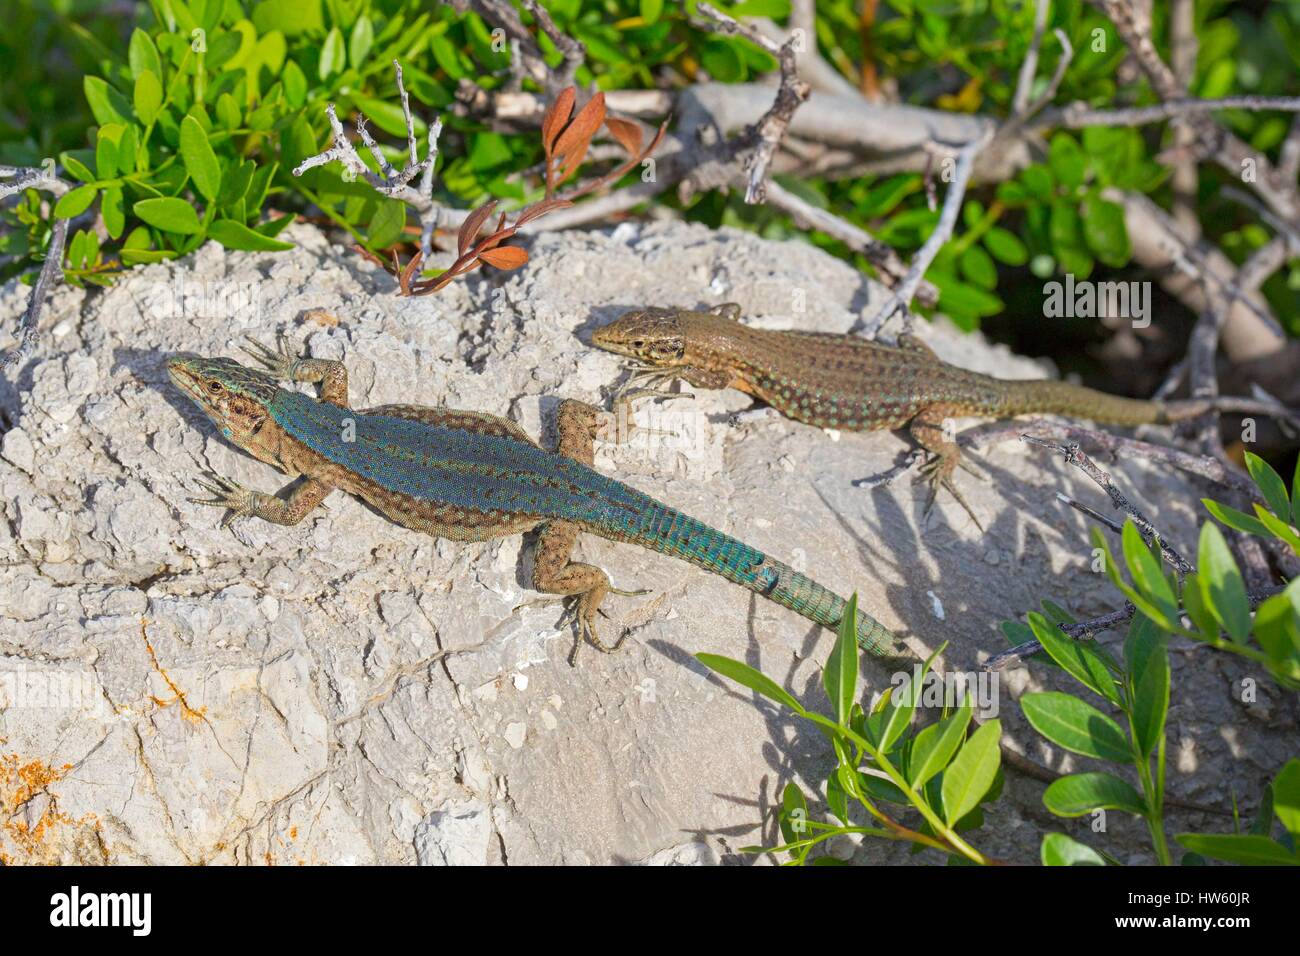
207, 380, 223, 392
631, 339, 645, 349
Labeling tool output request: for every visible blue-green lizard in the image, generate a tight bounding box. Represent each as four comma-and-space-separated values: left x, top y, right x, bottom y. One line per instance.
167, 339, 907, 664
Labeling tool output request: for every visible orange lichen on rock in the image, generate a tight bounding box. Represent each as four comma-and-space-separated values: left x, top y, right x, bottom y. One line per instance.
140, 619, 207, 723
0, 753, 104, 865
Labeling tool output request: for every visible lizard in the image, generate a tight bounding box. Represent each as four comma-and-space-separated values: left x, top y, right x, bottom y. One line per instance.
166, 339, 909, 665
591, 303, 1225, 525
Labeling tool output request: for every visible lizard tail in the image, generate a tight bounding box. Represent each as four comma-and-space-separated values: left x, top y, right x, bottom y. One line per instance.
993, 379, 1170, 425
610, 504, 906, 659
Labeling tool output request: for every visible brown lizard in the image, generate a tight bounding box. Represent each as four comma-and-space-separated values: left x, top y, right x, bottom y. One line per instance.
592, 304, 1219, 524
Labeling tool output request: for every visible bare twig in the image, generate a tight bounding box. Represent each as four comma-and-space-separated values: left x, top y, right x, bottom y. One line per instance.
861, 131, 992, 337
1012, 0, 1051, 115
1031, 95, 1300, 131
2, 164, 73, 369
694, 4, 812, 204
966, 420, 1265, 500
1021, 435, 1193, 573
1090, 0, 1300, 222
1280, 113, 1300, 182
987, 586, 1286, 671
522, 0, 584, 92
1169, 0, 1199, 238
3, 217, 69, 368
763, 180, 935, 303
462, 0, 586, 97
293, 61, 442, 260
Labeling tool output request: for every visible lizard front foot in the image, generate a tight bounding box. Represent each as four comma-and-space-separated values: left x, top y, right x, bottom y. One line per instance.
239, 335, 300, 380
186, 471, 262, 528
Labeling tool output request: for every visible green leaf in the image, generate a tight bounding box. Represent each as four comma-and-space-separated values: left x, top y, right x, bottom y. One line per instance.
319, 26, 345, 80
101, 186, 125, 239
54, 184, 98, 219
1175, 834, 1299, 866
282, 58, 308, 108
1125, 616, 1169, 759
983, 227, 1028, 265
908, 701, 972, 788
218, 160, 255, 209
778, 781, 808, 848
1180, 572, 1218, 642
133, 70, 163, 126
1049, 201, 1093, 277
121, 248, 176, 265
1245, 452, 1291, 521
253, 0, 324, 36
95, 130, 118, 181
640, 0, 665, 25
1292, 457, 1300, 528
128, 28, 163, 79
822, 593, 859, 727
1251, 586, 1300, 663
1048, 134, 1086, 190
696, 653, 806, 715
1203, 498, 1270, 537
215, 92, 241, 131
84, 76, 131, 126
1197, 522, 1251, 643
1081, 196, 1130, 267
352, 95, 428, 138
366, 198, 406, 250
1121, 521, 1177, 622
60, 152, 95, 183
349, 15, 374, 67
959, 244, 998, 290
1044, 772, 1145, 817
701, 38, 745, 82
208, 219, 295, 251
1041, 832, 1105, 866
880, 645, 941, 751
1254, 506, 1300, 553
1026, 613, 1120, 705
180, 115, 222, 203
1272, 759, 1300, 840
1021, 692, 1131, 762
940, 719, 1001, 826
133, 197, 203, 234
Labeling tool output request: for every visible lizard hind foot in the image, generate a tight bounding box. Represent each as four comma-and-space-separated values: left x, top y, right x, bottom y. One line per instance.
917, 456, 984, 532
567, 594, 631, 666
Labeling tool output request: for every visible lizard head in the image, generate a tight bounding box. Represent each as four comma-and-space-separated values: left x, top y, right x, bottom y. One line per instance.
591, 308, 686, 367
167, 353, 278, 445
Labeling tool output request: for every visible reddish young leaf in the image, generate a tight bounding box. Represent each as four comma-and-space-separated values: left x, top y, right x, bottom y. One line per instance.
399, 250, 424, 295
514, 197, 574, 226
477, 246, 529, 270
541, 87, 576, 155
552, 92, 606, 184
458, 200, 500, 256
353, 244, 389, 271
473, 228, 511, 254
603, 117, 644, 158
643, 117, 670, 161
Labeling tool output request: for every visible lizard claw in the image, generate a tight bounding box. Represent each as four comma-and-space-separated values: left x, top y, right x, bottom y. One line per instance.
917, 456, 984, 531
239, 335, 298, 380
186, 470, 259, 528
568, 601, 630, 666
